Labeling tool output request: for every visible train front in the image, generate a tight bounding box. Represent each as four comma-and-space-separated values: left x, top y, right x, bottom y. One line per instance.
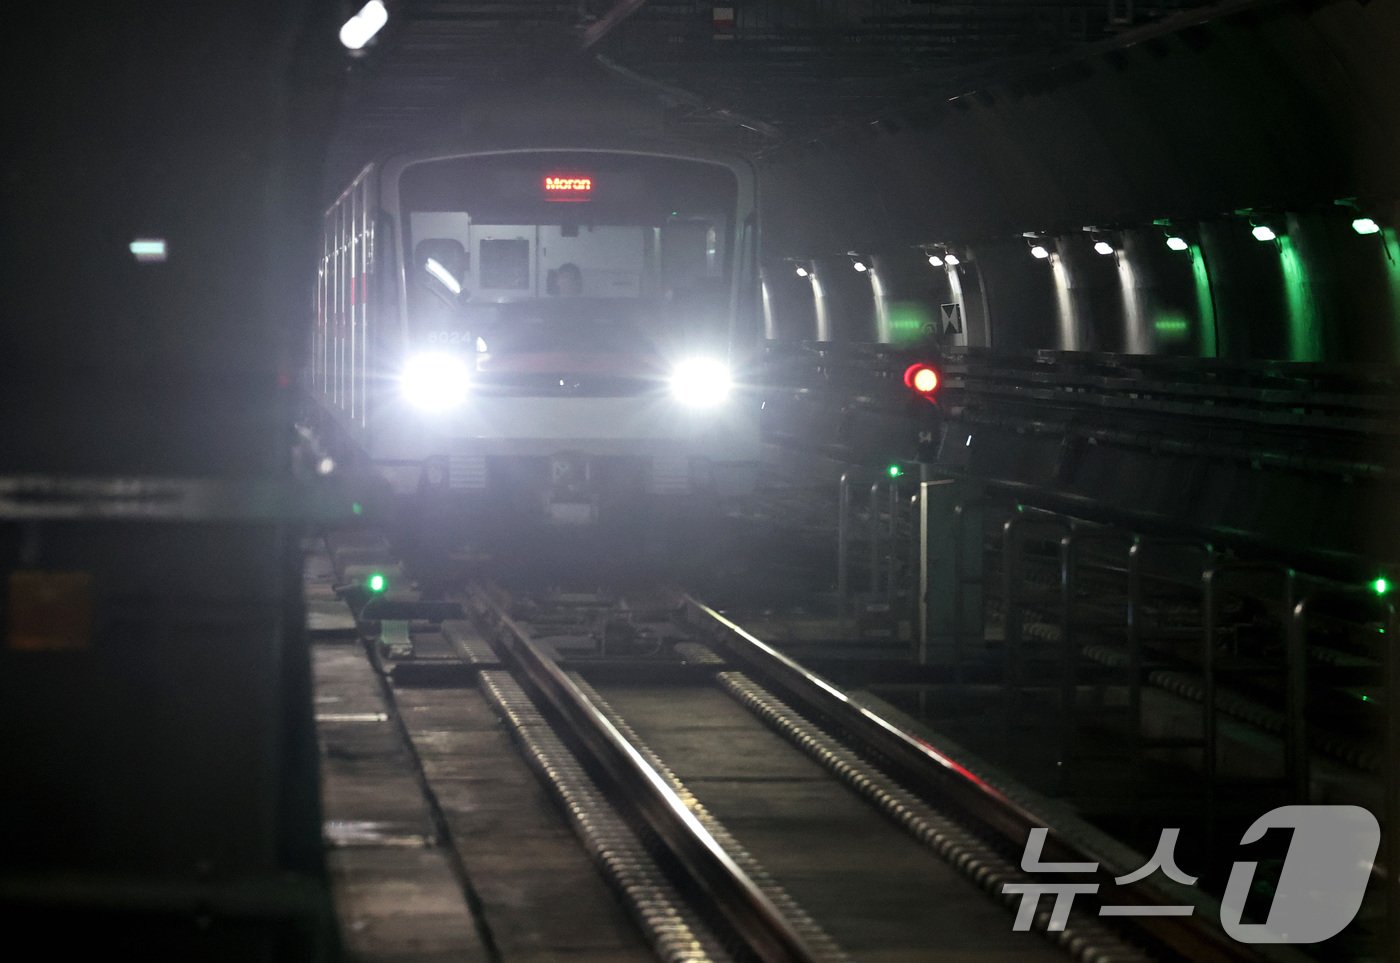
377, 148, 760, 528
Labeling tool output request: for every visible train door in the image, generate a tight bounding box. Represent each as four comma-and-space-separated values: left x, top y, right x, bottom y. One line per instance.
353, 179, 370, 427
316, 219, 329, 399
333, 201, 346, 410
344, 184, 355, 419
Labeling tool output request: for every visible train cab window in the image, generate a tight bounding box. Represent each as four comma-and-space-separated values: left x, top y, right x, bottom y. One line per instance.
398, 151, 739, 351
479, 238, 530, 290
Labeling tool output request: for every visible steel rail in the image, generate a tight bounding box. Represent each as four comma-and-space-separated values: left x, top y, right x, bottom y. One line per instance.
465, 585, 827, 963
679, 592, 1285, 963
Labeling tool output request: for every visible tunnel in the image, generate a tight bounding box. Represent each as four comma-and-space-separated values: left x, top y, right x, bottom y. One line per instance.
3, 1, 1398, 960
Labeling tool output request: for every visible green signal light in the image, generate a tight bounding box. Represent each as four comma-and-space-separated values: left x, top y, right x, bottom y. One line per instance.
367, 573, 387, 594
352, 502, 364, 516
887, 464, 903, 478
1371, 576, 1390, 596
1352, 217, 1381, 236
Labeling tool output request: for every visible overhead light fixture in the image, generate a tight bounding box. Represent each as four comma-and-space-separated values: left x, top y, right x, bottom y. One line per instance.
1238, 209, 1283, 242
794, 265, 809, 277
1165, 235, 1188, 251
1334, 198, 1382, 237
1030, 245, 1050, 259
340, 0, 389, 51
847, 252, 868, 272
1084, 226, 1115, 255
922, 244, 957, 267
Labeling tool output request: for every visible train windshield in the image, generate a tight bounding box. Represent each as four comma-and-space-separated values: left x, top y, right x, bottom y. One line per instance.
399, 152, 739, 356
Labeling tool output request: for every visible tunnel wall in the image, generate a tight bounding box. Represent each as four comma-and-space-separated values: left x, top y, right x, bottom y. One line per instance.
758, 0, 1400, 361
1, 3, 343, 953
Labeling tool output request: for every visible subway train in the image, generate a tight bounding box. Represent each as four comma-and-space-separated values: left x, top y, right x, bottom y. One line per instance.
306, 136, 763, 530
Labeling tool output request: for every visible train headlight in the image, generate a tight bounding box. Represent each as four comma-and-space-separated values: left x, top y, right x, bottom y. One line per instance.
670, 358, 732, 408
401, 352, 471, 411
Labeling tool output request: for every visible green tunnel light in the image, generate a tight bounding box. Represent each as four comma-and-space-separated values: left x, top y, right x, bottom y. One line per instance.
367, 572, 388, 594
352, 501, 364, 516
1352, 217, 1381, 236
1371, 576, 1390, 597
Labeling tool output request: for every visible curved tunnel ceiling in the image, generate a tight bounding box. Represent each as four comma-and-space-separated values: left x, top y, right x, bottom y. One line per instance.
325, 0, 1223, 187
759, 0, 1400, 253
327, 0, 1400, 263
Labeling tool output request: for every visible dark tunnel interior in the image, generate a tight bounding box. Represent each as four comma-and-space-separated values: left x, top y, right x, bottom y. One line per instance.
2, 1, 1398, 960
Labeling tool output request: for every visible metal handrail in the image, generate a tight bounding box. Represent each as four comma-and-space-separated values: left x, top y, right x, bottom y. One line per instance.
1287, 587, 1398, 963
1200, 561, 1298, 843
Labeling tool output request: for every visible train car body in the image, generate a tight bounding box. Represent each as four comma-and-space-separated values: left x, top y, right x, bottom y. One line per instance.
310, 136, 762, 525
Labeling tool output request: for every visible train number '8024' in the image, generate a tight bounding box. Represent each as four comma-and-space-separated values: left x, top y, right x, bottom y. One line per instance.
425, 330, 474, 344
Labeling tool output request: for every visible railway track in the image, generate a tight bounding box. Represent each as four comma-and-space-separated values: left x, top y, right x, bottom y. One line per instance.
309, 533, 1299, 963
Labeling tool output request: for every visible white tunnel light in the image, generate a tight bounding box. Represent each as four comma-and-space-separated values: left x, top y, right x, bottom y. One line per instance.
1029, 245, 1050, 260
340, 0, 389, 50
1352, 217, 1381, 236
1165, 236, 1189, 252
1094, 240, 1114, 255
129, 238, 167, 263
852, 260, 868, 273
402, 352, 470, 411
943, 253, 960, 267
927, 254, 944, 267
670, 358, 732, 408
1251, 224, 1277, 242
795, 265, 809, 277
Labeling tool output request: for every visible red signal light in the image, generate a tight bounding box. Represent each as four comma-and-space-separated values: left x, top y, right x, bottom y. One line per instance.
903, 363, 939, 396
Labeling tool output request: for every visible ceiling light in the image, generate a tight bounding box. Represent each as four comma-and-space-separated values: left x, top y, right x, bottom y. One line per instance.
340, 0, 389, 50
